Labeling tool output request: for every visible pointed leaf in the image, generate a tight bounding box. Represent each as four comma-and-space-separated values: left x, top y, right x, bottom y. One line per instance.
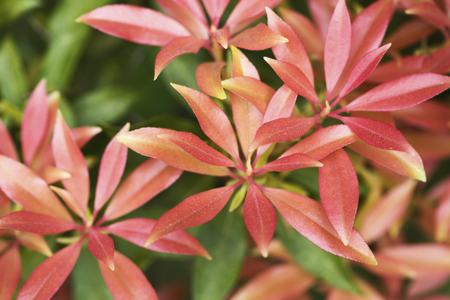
324, 0, 351, 93
255, 153, 323, 175
230, 46, 259, 79
94, 124, 129, 214
171, 84, 239, 159
266, 7, 314, 84
154, 36, 204, 79
78, 4, 190, 46
263, 85, 297, 123
148, 185, 236, 243
222, 76, 275, 113
88, 230, 115, 271
15, 232, 52, 257
106, 218, 210, 258
230, 23, 287, 51
117, 128, 231, 176
18, 242, 81, 300
98, 251, 157, 300
203, 0, 229, 26
0, 155, 71, 221
52, 113, 90, 215
195, 62, 226, 99
72, 126, 102, 148
50, 186, 85, 221
264, 188, 376, 265
0, 244, 21, 300
346, 73, 450, 112
0, 211, 76, 235
104, 159, 181, 220
319, 149, 359, 245
0, 121, 18, 160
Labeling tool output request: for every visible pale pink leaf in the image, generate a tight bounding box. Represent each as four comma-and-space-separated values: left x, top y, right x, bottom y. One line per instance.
263, 85, 297, 123
202, 0, 230, 26
72, 126, 102, 148
0, 121, 18, 160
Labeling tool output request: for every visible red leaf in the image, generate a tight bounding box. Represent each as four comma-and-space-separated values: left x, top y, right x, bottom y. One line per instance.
98, 251, 157, 300
171, 84, 240, 159
230, 23, 288, 51
252, 117, 315, 150
0, 211, 76, 235
319, 149, 359, 245
264, 187, 376, 265
196, 62, 226, 99
346, 73, 450, 112
78, 4, 190, 46
20, 80, 49, 166
324, 0, 351, 93
52, 113, 90, 216
255, 153, 323, 175
406, 2, 450, 30
94, 124, 129, 214
243, 184, 277, 257
0, 155, 72, 221
340, 116, 411, 152
0, 244, 21, 300
117, 128, 231, 176
154, 36, 204, 79
0, 121, 18, 160
106, 218, 210, 258
222, 76, 275, 113
104, 159, 182, 220
264, 57, 319, 104
266, 8, 314, 84
282, 125, 356, 160
18, 242, 81, 300
202, 0, 229, 26
147, 185, 236, 244
88, 230, 115, 271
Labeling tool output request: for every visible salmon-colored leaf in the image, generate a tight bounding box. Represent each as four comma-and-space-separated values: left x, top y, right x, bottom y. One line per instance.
104, 159, 182, 220
231, 23, 287, 51
88, 230, 115, 271
99, 251, 157, 300
148, 185, 236, 244
406, 2, 450, 30
255, 153, 323, 175
0, 244, 21, 300
18, 242, 81, 300
78, 4, 190, 46
50, 186, 85, 221
263, 85, 297, 123
15, 232, 52, 257
393, 101, 450, 133
0, 121, 18, 160
72, 126, 102, 148
319, 149, 359, 245
196, 62, 226, 99
202, 0, 229, 26
0, 211, 76, 235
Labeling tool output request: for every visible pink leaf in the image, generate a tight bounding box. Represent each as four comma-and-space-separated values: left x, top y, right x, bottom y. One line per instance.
324, 0, 351, 93
52, 113, 90, 216
117, 128, 231, 176
319, 149, 359, 245
264, 187, 376, 265
202, 0, 230, 26
328, 279, 384, 300
230, 46, 260, 79
359, 180, 416, 243
339, 116, 411, 152
106, 218, 210, 258
406, 2, 450, 30
266, 8, 314, 84
0, 211, 76, 235
0, 155, 72, 221
154, 36, 204, 79
222, 76, 275, 112
263, 85, 297, 123
147, 185, 236, 244
282, 125, 356, 160
104, 159, 182, 220
72, 126, 102, 148
78, 4, 190, 46
20, 80, 49, 166
98, 251, 157, 300
346, 73, 450, 112
94, 124, 129, 214
0, 121, 18, 160
255, 153, 323, 175
243, 184, 277, 257
393, 101, 450, 132
231, 264, 314, 300
252, 117, 315, 150
50, 186, 86, 221
307, 0, 336, 40
264, 57, 319, 105
195, 62, 226, 99
339, 44, 391, 98
88, 230, 115, 271
18, 242, 81, 300
0, 244, 21, 300
230, 23, 288, 51
171, 84, 239, 159
15, 232, 52, 257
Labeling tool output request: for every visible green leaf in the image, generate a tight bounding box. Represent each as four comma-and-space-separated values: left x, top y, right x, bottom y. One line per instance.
192, 211, 247, 300
0, 37, 28, 104
277, 222, 360, 293
0, 0, 40, 27
73, 86, 137, 125
72, 249, 112, 300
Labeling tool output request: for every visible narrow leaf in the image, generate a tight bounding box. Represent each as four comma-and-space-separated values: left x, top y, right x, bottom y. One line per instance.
0, 121, 18, 160
195, 62, 226, 99
202, 0, 229, 26
0, 211, 76, 235
88, 230, 115, 271
0, 244, 21, 300
230, 23, 288, 51
255, 153, 323, 175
